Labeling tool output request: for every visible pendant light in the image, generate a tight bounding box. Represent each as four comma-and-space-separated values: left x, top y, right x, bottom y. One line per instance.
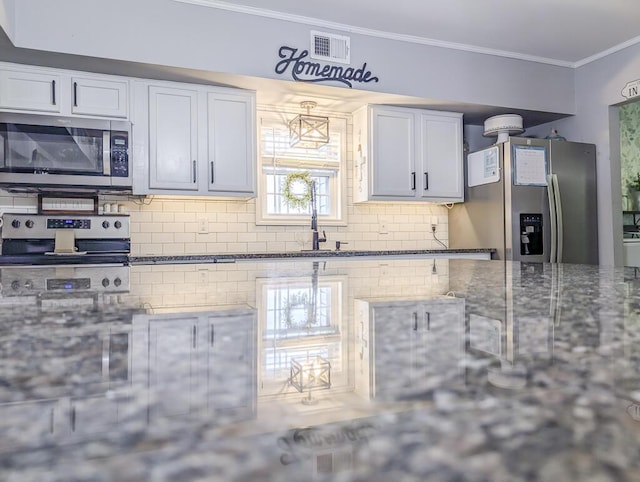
289, 101, 330, 149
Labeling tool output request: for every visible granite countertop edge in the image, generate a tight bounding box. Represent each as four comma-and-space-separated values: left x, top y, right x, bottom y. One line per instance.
129, 248, 495, 265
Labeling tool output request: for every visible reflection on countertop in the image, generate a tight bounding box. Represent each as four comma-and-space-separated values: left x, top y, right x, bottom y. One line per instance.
0, 258, 639, 481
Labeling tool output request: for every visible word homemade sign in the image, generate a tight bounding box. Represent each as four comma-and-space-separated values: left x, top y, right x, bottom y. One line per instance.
275, 46, 379, 88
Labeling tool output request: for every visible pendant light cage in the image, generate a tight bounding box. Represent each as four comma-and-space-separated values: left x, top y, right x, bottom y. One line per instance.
289, 101, 330, 149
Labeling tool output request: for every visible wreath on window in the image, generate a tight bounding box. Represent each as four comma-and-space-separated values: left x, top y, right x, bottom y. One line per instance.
283, 171, 312, 210
283, 292, 314, 328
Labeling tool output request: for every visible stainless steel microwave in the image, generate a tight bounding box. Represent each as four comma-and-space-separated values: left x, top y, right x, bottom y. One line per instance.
0, 113, 131, 192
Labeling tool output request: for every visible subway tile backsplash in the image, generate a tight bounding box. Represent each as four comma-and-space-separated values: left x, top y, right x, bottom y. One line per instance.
0, 193, 449, 256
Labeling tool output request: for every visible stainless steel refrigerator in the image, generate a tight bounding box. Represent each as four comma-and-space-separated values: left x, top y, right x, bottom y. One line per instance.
449, 137, 598, 264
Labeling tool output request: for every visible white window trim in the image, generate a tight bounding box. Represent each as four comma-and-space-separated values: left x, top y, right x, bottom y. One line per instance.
256, 108, 348, 226
256, 276, 348, 399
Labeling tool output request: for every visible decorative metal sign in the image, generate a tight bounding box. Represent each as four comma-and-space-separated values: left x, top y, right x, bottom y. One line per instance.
275, 46, 379, 88
622, 79, 640, 99
278, 422, 378, 466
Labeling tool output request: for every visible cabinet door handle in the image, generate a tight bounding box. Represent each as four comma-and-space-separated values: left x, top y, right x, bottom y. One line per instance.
411, 172, 416, 190
413, 311, 418, 331
425, 311, 430, 331
192, 325, 197, 349
210, 161, 215, 184
192, 160, 197, 183
73, 81, 78, 107
210, 325, 215, 347
51, 80, 56, 105
424, 172, 429, 190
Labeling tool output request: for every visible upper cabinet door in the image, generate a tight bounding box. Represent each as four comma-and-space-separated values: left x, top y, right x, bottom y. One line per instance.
419, 113, 463, 201
0, 69, 61, 113
71, 77, 128, 118
206, 91, 256, 194
148, 85, 199, 190
370, 107, 416, 198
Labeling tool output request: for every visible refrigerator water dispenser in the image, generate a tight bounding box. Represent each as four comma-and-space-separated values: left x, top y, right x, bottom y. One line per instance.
520, 214, 543, 256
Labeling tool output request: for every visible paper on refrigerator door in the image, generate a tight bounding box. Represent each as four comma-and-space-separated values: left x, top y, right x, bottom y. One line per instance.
468, 145, 500, 187
513, 145, 548, 186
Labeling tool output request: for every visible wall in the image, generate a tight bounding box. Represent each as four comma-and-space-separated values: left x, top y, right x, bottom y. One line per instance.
520, 42, 640, 266
0, 0, 13, 40
9, 0, 575, 115
544, 44, 640, 266
0, 111, 449, 256
22, 0, 640, 260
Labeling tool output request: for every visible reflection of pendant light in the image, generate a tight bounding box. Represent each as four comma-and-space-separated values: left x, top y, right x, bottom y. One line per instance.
289, 101, 330, 149
290, 355, 331, 405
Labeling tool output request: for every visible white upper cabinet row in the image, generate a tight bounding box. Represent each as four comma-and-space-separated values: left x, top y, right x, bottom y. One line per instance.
0, 62, 463, 201
0, 63, 128, 118
132, 82, 256, 197
353, 105, 464, 203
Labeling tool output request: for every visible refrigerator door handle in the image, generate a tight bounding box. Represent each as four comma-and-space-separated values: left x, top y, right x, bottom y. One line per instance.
552, 173, 563, 263
547, 174, 557, 263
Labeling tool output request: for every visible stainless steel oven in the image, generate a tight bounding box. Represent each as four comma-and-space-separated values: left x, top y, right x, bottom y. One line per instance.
0, 113, 131, 192
0, 213, 130, 265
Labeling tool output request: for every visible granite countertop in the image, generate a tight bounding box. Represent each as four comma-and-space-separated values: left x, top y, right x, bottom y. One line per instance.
0, 258, 639, 481
129, 248, 495, 265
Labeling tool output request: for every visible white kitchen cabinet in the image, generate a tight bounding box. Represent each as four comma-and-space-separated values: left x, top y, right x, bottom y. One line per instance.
370, 107, 416, 198
0, 68, 61, 113
419, 113, 463, 200
148, 85, 199, 191
206, 92, 255, 194
133, 80, 256, 197
353, 105, 463, 203
357, 297, 465, 400
133, 309, 256, 422
71, 76, 128, 118
0, 62, 130, 118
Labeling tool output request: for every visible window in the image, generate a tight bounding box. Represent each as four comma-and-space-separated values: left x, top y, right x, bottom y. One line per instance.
256, 277, 347, 397
256, 109, 347, 225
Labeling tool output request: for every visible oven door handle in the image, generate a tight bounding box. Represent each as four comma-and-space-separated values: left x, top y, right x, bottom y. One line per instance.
103, 131, 111, 176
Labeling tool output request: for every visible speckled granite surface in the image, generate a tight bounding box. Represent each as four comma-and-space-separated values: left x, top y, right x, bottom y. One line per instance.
129, 248, 494, 265
1, 258, 639, 481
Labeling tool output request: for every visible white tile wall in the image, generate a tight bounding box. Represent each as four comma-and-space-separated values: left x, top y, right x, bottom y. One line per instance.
0, 115, 450, 255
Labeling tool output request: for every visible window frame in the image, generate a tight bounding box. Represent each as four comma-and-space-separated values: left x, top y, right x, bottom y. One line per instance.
256, 108, 348, 226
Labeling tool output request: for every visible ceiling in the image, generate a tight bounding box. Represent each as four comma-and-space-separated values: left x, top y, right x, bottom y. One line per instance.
209, 0, 640, 66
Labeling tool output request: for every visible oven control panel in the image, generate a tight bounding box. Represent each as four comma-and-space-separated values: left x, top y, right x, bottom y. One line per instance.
2, 214, 129, 239
0, 265, 130, 296
47, 218, 92, 230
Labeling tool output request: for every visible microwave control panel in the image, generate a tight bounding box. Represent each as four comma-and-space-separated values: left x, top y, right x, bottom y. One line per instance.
110, 132, 129, 178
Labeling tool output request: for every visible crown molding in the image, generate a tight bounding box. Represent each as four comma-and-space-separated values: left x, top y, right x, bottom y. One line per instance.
573, 34, 640, 68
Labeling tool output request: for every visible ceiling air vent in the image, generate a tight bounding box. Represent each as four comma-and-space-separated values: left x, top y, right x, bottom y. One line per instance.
310, 30, 350, 65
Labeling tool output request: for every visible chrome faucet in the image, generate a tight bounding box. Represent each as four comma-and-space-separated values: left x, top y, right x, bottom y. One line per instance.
310, 180, 326, 251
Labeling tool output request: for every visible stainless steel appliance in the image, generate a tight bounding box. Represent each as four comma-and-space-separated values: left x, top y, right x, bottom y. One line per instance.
449, 137, 598, 264
0, 113, 131, 192
1, 213, 130, 265
0, 264, 130, 298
